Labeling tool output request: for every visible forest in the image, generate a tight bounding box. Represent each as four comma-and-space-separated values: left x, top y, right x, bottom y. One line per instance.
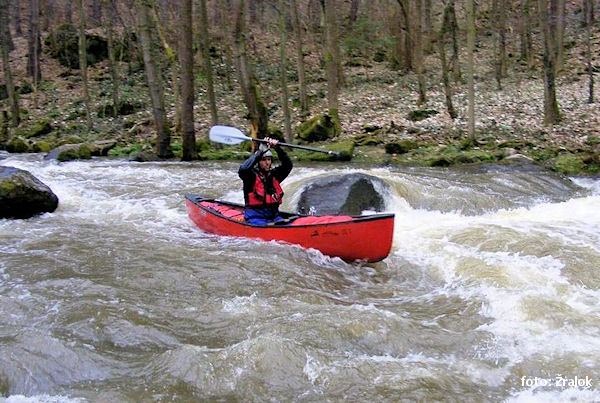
0, 0, 598, 174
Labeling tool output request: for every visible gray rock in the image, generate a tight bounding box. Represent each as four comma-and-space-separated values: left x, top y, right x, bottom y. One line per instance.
296, 173, 388, 216
0, 166, 59, 219
44, 143, 92, 162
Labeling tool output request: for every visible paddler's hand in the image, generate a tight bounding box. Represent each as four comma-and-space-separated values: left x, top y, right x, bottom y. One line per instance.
264, 137, 279, 148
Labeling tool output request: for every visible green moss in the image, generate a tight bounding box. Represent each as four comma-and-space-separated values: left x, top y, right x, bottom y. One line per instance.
385, 140, 419, 154
296, 114, 340, 142
5, 137, 30, 153
14, 119, 53, 138
32, 140, 52, 153
0, 180, 17, 193
551, 153, 586, 175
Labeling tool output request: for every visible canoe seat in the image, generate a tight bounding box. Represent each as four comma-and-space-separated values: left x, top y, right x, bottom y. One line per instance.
290, 215, 353, 225
200, 201, 245, 222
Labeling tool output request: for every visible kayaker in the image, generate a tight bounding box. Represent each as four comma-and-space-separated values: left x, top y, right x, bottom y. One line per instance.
238, 137, 293, 225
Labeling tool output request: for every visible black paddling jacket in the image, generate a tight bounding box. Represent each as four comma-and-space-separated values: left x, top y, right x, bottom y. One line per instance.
238, 146, 293, 207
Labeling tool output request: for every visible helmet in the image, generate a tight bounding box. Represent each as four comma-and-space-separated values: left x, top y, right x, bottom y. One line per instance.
259, 144, 273, 158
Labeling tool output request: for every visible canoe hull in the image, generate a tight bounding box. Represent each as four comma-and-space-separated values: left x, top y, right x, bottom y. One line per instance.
185, 194, 394, 262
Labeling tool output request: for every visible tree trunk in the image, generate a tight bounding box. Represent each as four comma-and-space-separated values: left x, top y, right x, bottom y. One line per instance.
554, 0, 565, 73
13, 0, 23, 36
27, 0, 41, 82
180, 0, 196, 161
290, 0, 308, 117
149, 4, 181, 136
91, 0, 102, 26
520, 0, 533, 67
137, 0, 172, 157
279, 0, 292, 143
415, 0, 427, 105
199, 0, 218, 126
324, 0, 340, 121
396, 0, 413, 71
586, 0, 594, 103
538, 0, 561, 124
104, 0, 120, 118
65, 1, 72, 23
424, 0, 433, 53
348, 0, 359, 30
448, 0, 460, 80
0, 0, 20, 127
466, 0, 475, 141
233, 0, 269, 138
439, 0, 457, 119
78, 0, 92, 129
493, 0, 507, 90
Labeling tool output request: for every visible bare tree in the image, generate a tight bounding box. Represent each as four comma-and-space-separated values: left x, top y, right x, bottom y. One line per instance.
180, 0, 196, 160
438, 0, 457, 119
585, 0, 594, 103
233, 0, 269, 138
466, 0, 476, 141
279, 0, 292, 142
415, 0, 426, 104
1, 0, 19, 127
78, 0, 92, 129
519, 0, 534, 67
198, 0, 218, 126
104, 0, 120, 117
323, 0, 340, 122
137, 0, 172, 157
290, 0, 308, 117
13, 0, 23, 36
27, 0, 41, 83
493, 0, 507, 89
538, 0, 561, 124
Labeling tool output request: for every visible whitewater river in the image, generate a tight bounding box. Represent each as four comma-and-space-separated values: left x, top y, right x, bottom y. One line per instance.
1, 153, 600, 402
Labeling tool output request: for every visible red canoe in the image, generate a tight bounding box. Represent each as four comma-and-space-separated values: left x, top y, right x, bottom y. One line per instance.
185, 194, 395, 262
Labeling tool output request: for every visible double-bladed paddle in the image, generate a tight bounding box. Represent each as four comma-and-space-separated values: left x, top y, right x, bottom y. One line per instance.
209, 125, 340, 156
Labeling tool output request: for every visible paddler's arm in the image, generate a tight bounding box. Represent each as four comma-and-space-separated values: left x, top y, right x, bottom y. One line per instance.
238, 148, 263, 180
272, 145, 293, 181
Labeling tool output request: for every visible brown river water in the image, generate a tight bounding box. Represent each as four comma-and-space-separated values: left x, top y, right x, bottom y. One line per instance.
1, 153, 600, 402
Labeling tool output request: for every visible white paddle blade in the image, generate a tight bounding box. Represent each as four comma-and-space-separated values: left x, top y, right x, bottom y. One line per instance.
209, 125, 251, 145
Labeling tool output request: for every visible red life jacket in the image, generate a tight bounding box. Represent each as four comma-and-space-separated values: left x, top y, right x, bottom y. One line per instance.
247, 170, 284, 207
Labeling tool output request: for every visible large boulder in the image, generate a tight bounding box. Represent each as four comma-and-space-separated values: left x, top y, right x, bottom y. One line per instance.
296, 114, 341, 142
296, 173, 388, 215
44, 143, 92, 162
0, 166, 59, 219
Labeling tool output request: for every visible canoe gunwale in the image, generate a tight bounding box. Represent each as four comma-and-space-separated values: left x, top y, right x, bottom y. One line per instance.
184, 193, 395, 229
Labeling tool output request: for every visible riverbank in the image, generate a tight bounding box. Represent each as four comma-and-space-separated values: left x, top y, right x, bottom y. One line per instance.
2, 32, 599, 175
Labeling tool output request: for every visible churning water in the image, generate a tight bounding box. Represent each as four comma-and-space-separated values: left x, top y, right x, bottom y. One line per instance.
1, 153, 599, 402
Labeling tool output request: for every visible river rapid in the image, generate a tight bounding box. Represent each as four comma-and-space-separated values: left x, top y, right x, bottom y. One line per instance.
1, 153, 600, 402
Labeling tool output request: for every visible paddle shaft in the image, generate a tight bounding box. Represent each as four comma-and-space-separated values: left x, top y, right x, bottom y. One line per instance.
254, 138, 338, 155
209, 125, 339, 156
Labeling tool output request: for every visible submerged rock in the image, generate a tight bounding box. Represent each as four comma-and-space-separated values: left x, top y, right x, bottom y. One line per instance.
0, 166, 59, 219
296, 173, 388, 216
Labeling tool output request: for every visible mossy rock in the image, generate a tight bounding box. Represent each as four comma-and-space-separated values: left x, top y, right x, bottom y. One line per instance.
353, 133, 382, 146
385, 140, 419, 154
550, 153, 599, 175
5, 137, 30, 153
57, 136, 84, 146
31, 140, 53, 153
15, 119, 53, 138
407, 109, 439, 121
296, 114, 340, 142
44, 144, 92, 162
